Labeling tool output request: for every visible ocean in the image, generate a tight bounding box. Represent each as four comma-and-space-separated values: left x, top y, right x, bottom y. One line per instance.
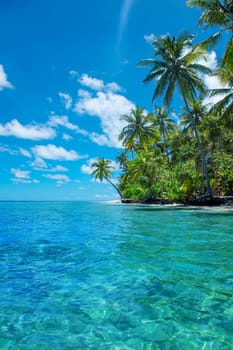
0, 201, 233, 349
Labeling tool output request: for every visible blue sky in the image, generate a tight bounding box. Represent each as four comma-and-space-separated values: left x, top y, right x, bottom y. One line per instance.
0, 0, 222, 200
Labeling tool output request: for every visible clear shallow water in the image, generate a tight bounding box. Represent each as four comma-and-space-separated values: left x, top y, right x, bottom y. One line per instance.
0, 201, 233, 350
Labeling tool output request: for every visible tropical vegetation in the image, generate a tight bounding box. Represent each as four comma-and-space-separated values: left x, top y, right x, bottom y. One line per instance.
91, 2, 233, 203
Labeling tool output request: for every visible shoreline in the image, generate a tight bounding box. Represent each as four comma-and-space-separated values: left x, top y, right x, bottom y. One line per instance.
121, 196, 233, 207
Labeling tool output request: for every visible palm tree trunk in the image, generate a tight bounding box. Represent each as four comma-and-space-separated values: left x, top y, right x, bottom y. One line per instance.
162, 130, 171, 167
104, 176, 123, 198
182, 96, 213, 197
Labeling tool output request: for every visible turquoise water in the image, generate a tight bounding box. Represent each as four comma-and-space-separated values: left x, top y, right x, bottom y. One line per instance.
0, 201, 233, 349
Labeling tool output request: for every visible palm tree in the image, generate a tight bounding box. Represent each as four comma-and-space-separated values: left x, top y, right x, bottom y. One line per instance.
209, 68, 233, 125
180, 99, 210, 193
116, 151, 128, 172
150, 107, 175, 165
126, 151, 159, 199
139, 33, 213, 196
180, 99, 206, 131
119, 107, 159, 153
187, 0, 233, 74
91, 158, 122, 198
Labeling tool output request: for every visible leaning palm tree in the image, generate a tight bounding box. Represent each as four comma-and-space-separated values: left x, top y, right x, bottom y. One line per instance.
139, 33, 213, 196
119, 107, 159, 153
91, 158, 122, 198
187, 0, 233, 75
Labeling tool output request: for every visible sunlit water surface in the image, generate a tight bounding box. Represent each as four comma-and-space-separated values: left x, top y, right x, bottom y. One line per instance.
0, 201, 233, 349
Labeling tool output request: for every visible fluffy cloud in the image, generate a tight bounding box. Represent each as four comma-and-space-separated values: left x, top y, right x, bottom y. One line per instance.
78, 74, 105, 91
30, 157, 69, 173
78, 74, 121, 93
49, 115, 88, 136
200, 51, 228, 106
58, 92, 73, 109
62, 133, 73, 141
31, 144, 80, 161
11, 168, 30, 179
69, 70, 78, 78
30, 157, 48, 170
10, 167, 39, 184
43, 173, 71, 186
81, 158, 97, 175
0, 65, 13, 91
75, 87, 135, 147
0, 119, 56, 140
144, 33, 156, 44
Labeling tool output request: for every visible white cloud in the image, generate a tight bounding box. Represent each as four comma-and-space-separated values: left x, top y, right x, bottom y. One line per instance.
79, 74, 105, 91
12, 178, 39, 184
89, 132, 109, 146
43, 174, 70, 182
0, 65, 13, 91
30, 157, 48, 170
11, 168, 30, 179
43, 173, 71, 187
118, 0, 135, 44
204, 74, 227, 105
106, 82, 121, 93
74, 89, 135, 147
51, 165, 68, 172
58, 92, 73, 109
62, 133, 73, 141
201, 51, 227, 106
30, 158, 69, 172
19, 148, 32, 158
69, 70, 78, 78
198, 50, 218, 70
32, 144, 80, 161
0, 144, 17, 155
78, 89, 92, 98
81, 158, 97, 175
0, 119, 56, 140
48, 115, 88, 136
49, 115, 77, 130
144, 34, 156, 44
10, 168, 39, 184
78, 74, 121, 93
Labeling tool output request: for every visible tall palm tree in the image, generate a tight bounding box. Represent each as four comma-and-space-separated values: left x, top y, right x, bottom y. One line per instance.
139, 33, 213, 196
119, 107, 159, 153
91, 158, 122, 198
180, 99, 207, 131
180, 99, 210, 193
187, 0, 233, 74
116, 151, 128, 172
150, 107, 175, 165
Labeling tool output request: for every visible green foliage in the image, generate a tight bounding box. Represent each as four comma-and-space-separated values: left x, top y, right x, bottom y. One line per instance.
122, 184, 148, 200
92, 4, 233, 202
187, 0, 233, 74
212, 152, 233, 195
